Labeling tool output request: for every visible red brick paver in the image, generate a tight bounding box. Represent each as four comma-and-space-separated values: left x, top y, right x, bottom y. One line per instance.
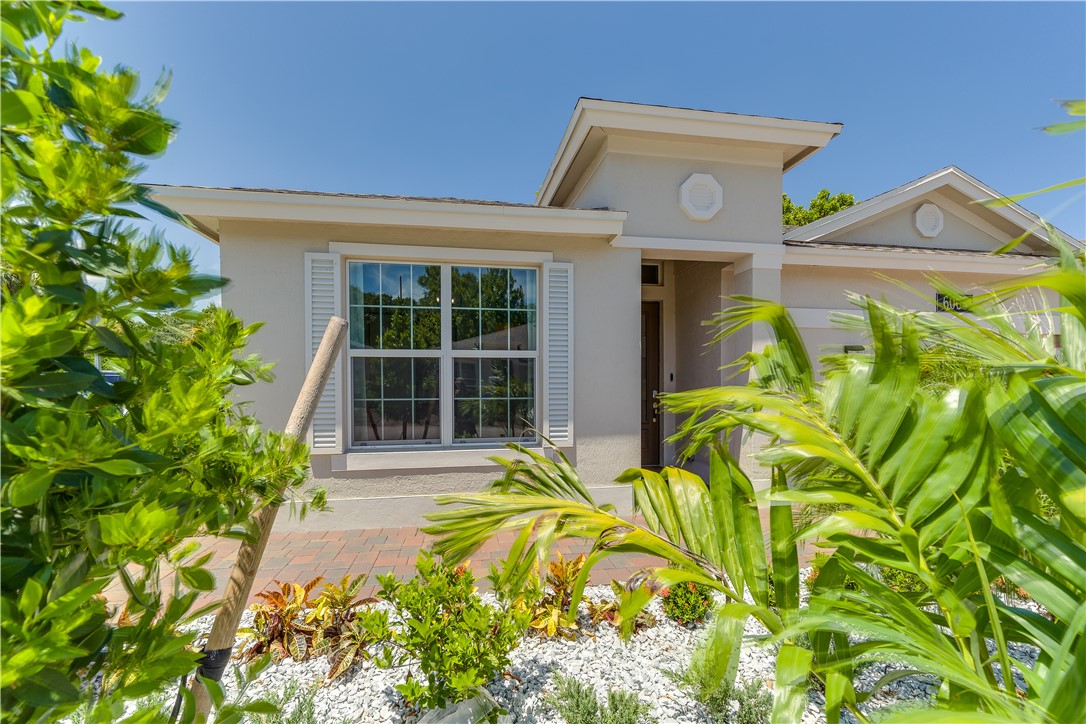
101, 507, 811, 611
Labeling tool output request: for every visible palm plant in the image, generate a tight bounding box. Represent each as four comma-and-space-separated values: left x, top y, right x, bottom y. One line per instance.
423, 235, 1085, 723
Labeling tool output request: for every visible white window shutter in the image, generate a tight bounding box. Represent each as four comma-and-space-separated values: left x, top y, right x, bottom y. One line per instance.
304, 252, 344, 453
542, 261, 574, 446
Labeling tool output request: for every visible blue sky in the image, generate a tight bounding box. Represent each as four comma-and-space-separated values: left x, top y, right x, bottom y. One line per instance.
66, 2, 1085, 279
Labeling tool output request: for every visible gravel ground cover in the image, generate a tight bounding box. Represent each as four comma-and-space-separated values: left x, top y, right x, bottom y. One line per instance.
178, 576, 1043, 723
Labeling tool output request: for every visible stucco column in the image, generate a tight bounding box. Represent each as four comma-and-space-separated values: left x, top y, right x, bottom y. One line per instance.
721, 252, 782, 483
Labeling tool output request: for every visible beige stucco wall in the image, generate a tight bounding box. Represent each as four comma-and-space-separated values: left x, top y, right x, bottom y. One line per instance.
833, 197, 1005, 251
781, 266, 1021, 310
572, 152, 783, 244
219, 220, 641, 498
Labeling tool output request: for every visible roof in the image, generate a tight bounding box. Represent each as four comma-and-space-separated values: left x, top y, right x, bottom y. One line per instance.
783, 166, 1075, 249
147, 184, 540, 209
784, 240, 1043, 258
538, 98, 843, 207
147, 184, 627, 243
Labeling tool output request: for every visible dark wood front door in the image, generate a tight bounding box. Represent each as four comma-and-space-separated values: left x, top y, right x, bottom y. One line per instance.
641, 301, 661, 468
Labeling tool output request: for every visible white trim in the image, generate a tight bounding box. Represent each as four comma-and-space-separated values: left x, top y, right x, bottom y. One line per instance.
782, 166, 1070, 245
336, 446, 538, 474
304, 252, 345, 453
612, 235, 786, 261
680, 173, 724, 221
783, 245, 1044, 274
541, 262, 574, 446
147, 185, 627, 242
733, 252, 784, 274
329, 241, 553, 265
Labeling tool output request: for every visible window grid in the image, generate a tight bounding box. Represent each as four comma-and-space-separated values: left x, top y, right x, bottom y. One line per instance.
347, 260, 539, 449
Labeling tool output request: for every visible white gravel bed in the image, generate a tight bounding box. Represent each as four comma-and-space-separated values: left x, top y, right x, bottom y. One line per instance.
174, 573, 1042, 723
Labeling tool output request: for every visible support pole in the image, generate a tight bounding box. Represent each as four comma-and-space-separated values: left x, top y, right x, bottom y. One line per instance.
189, 316, 347, 719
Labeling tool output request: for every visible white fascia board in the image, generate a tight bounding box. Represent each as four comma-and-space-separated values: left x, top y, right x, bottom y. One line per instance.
783, 246, 1045, 275
613, 235, 786, 262
784, 167, 1065, 245
538, 99, 842, 207
148, 185, 627, 239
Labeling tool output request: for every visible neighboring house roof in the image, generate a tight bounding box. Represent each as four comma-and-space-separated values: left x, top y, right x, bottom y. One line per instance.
783, 166, 1075, 249
147, 184, 627, 244
784, 240, 1042, 258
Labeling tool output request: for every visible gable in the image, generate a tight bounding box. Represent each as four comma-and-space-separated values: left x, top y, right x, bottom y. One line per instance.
784, 167, 1065, 256
832, 191, 1020, 253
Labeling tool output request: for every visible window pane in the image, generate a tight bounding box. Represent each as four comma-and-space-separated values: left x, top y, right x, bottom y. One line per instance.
509, 310, 536, 351
452, 266, 480, 308
352, 357, 440, 445
453, 357, 534, 442
481, 310, 509, 350
510, 268, 537, 310
452, 309, 480, 350
449, 266, 536, 351
349, 262, 441, 351
413, 265, 441, 307
413, 308, 441, 350
480, 268, 509, 309
381, 264, 412, 306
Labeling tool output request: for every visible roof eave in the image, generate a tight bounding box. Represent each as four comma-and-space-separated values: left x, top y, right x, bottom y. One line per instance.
148, 185, 628, 243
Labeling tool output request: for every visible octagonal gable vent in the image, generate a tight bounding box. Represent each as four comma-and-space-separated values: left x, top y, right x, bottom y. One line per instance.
915, 203, 944, 238
680, 173, 723, 221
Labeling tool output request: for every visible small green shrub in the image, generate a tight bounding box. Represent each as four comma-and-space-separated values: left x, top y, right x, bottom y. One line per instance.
660, 580, 714, 625
879, 565, 927, 594
544, 672, 656, 724
376, 550, 529, 714
668, 640, 773, 724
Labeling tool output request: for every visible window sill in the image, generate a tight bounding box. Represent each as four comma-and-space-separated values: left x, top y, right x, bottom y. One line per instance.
333, 446, 541, 474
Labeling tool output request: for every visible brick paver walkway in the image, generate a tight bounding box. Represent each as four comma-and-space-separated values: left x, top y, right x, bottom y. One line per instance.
103, 526, 665, 610
102, 508, 808, 611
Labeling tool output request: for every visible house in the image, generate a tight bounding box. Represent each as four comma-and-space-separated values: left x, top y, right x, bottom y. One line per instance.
150, 99, 1064, 501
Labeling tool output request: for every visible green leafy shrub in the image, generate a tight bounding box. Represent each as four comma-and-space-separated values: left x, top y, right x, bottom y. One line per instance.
544, 672, 656, 724
660, 580, 714, 625
0, 2, 316, 720
668, 642, 772, 724
375, 551, 529, 714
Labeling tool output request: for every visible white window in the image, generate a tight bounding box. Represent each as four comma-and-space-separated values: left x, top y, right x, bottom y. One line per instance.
346, 261, 539, 448
304, 249, 572, 456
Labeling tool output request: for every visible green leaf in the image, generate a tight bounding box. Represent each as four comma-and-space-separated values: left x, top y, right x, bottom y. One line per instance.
772, 645, 812, 724
12, 668, 80, 706
179, 566, 215, 592
87, 458, 150, 477
6, 467, 55, 506
1, 90, 44, 127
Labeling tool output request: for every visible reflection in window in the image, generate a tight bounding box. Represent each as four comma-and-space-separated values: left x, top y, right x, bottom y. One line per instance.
452, 266, 537, 351
347, 260, 538, 448
453, 358, 535, 440
352, 357, 440, 443
349, 263, 441, 350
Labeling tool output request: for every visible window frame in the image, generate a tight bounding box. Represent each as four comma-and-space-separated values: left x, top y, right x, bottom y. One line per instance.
345, 258, 541, 451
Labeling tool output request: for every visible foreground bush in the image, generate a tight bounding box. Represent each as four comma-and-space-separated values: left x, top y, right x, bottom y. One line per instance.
1, 3, 313, 719
424, 228, 1085, 722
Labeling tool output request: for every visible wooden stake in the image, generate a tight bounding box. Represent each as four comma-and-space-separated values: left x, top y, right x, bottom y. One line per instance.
190, 316, 347, 719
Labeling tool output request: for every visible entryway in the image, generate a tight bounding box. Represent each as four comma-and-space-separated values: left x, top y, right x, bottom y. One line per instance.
641, 301, 661, 468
